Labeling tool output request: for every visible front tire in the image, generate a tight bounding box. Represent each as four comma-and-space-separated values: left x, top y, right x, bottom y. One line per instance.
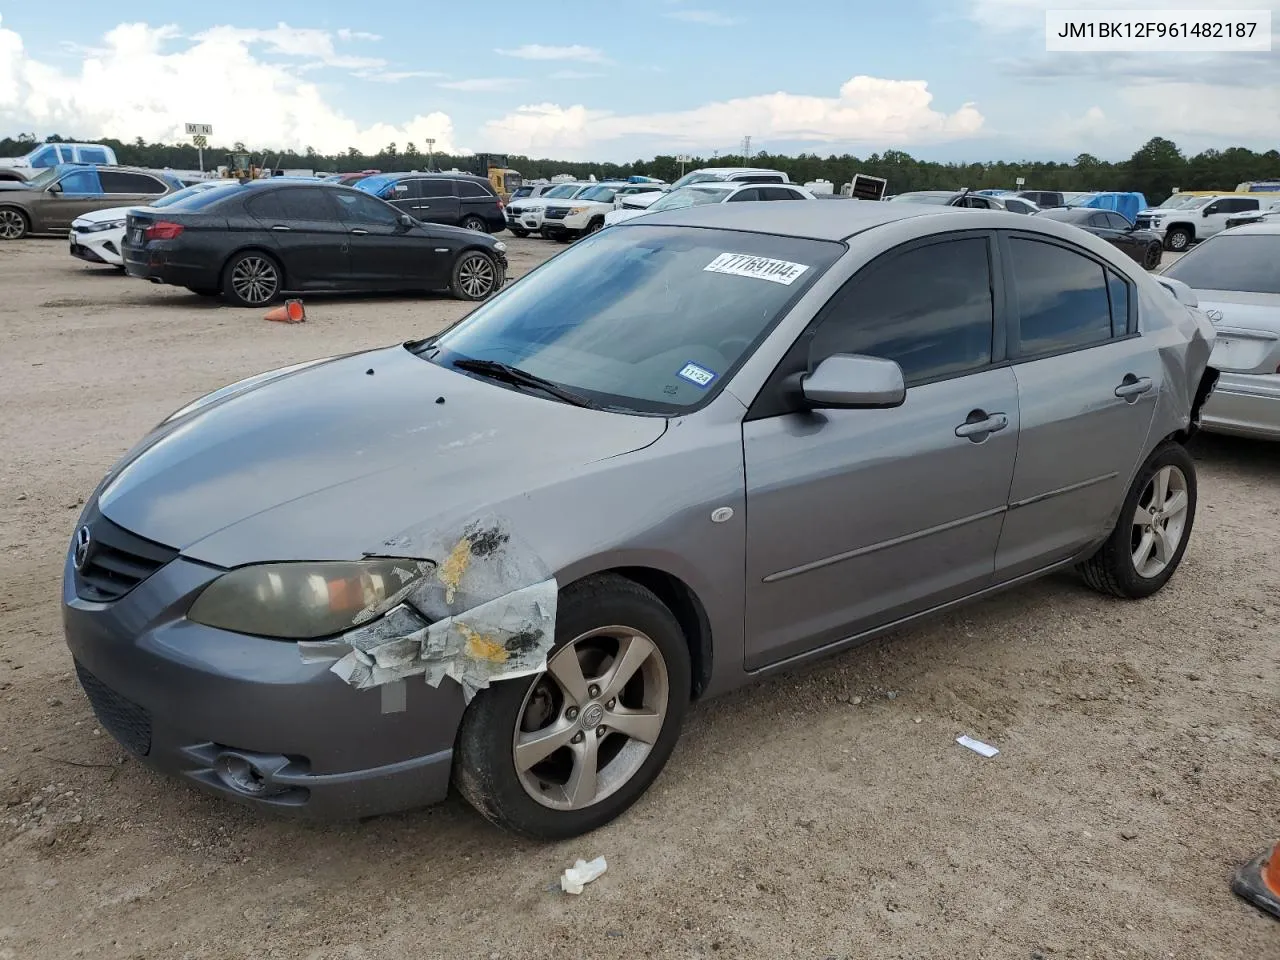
1165, 227, 1192, 252
449, 250, 504, 300
1143, 243, 1163, 270
1078, 442, 1197, 599
221, 251, 282, 307
0, 207, 29, 240
453, 575, 691, 840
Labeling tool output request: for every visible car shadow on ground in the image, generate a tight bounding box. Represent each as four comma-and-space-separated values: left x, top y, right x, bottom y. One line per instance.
1188, 432, 1279, 480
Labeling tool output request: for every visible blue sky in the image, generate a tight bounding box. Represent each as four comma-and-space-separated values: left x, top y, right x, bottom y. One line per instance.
1, 1, 1277, 162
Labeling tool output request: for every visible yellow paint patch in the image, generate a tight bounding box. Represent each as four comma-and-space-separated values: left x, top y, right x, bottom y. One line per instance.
461, 624, 509, 664
438, 537, 472, 604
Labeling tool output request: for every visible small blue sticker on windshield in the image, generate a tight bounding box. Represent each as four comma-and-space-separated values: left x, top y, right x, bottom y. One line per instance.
676, 362, 717, 389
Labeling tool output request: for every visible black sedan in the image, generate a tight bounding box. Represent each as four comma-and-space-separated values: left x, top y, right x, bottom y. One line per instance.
122, 180, 508, 307
1034, 207, 1163, 270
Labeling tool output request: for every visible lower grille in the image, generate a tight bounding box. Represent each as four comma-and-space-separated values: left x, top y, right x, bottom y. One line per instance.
74, 662, 152, 757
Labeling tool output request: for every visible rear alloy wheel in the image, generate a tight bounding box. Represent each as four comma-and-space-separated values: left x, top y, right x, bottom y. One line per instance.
0, 208, 29, 240
450, 250, 504, 301
461, 215, 488, 233
453, 575, 691, 839
1165, 227, 1192, 252
222, 252, 281, 307
1078, 442, 1197, 599
1143, 243, 1163, 270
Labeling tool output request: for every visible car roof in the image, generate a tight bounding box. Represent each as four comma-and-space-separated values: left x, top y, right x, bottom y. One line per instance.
379, 171, 491, 182
1227, 221, 1280, 235
637, 197, 968, 240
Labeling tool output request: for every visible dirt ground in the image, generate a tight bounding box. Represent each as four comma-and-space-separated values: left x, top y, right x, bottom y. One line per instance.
0, 237, 1276, 960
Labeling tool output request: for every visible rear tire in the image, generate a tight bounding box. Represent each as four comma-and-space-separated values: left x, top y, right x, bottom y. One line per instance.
221, 251, 282, 308
1143, 243, 1162, 270
453, 574, 691, 840
0, 207, 29, 240
461, 215, 488, 233
1078, 442, 1197, 599
449, 250, 504, 301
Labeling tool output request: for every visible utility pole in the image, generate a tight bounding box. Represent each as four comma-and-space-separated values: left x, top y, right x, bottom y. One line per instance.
425, 138, 435, 171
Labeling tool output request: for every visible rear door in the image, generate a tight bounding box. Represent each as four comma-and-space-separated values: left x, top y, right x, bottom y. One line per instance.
246, 187, 351, 290
743, 232, 1018, 667
457, 178, 500, 227
332, 190, 442, 288
415, 179, 461, 225
995, 233, 1160, 579
1202, 198, 1259, 238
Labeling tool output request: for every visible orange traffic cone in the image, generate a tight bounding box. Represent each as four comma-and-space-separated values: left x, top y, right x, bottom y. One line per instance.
264, 299, 305, 323
1232, 839, 1280, 918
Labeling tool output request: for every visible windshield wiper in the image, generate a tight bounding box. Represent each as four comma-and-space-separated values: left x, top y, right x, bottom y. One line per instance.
451, 358, 595, 408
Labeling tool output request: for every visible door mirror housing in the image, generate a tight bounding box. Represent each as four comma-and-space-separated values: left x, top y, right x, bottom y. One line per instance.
47, 181, 62, 195
397, 213, 414, 228
801, 354, 906, 410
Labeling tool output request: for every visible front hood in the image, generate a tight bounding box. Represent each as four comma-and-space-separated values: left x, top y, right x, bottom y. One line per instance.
73, 204, 138, 224
96, 346, 666, 566
0, 180, 32, 191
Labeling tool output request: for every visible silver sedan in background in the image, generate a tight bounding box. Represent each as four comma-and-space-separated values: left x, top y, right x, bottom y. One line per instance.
63, 201, 1215, 840
1162, 222, 1280, 440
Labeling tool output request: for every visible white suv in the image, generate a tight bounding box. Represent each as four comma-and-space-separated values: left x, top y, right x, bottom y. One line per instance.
540, 182, 646, 242
1134, 194, 1279, 251
504, 182, 592, 237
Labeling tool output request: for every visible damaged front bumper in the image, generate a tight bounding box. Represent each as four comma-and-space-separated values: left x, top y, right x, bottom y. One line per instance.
62, 553, 467, 819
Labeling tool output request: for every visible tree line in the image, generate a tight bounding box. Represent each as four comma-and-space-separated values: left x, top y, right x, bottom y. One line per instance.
2, 132, 1277, 203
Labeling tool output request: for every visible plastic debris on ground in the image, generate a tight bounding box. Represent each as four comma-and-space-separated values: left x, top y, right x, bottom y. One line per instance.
956, 735, 1000, 758
560, 856, 608, 895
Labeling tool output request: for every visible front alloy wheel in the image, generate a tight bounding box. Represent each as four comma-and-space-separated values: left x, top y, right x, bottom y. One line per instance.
0, 208, 28, 240
453, 575, 691, 839
450, 251, 502, 300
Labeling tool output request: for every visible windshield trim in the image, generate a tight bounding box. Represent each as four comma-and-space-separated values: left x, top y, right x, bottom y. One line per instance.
413, 225, 847, 416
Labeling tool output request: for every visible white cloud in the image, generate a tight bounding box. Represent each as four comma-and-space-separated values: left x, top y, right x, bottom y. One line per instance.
550, 69, 605, 80
356, 69, 446, 83
0, 16, 461, 155
337, 29, 382, 42
484, 77, 983, 157
663, 9, 738, 26
438, 77, 524, 92
194, 23, 385, 70
495, 44, 609, 63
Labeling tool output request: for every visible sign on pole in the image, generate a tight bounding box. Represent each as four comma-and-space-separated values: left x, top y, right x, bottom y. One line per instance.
186, 124, 212, 172
1015, 176, 1026, 187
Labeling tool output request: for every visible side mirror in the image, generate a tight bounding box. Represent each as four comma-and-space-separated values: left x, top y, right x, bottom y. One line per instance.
47, 181, 62, 195
801, 354, 906, 410
397, 213, 414, 227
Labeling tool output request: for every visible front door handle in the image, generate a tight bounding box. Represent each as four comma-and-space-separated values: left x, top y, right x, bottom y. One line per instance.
955, 410, 1009, 441
349, 228, 369, 235
1115, 375, 1153, 401
271, 224, 291, 232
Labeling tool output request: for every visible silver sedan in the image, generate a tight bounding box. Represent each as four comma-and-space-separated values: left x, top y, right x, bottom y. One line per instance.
1162, 222, 1280, 440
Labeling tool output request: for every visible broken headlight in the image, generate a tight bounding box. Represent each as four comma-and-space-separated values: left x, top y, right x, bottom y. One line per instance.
188, 559, 434, 640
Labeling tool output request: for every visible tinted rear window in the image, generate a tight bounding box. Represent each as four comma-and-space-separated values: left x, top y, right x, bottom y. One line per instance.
177, 185, 244, 210
1163, 234, 1280, 294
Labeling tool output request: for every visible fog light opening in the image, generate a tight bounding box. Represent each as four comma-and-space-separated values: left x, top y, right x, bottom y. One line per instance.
216, 753, 269, 796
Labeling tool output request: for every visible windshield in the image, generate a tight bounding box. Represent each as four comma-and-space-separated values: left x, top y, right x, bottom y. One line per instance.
648, 186, 733, 213
1157, 194, 1195, 209
545, 183, 583, 198
579, 185, 618, 202
420, 225, 843, 414
670, 172, 727, 189
890, 192, 953, 205
1162, 234, 1280, 295
151, 181, 231, 208
511, 186, 534, 198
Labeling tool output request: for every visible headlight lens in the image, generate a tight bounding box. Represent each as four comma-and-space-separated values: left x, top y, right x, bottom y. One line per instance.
493, 240, 507, 252
188, 559, 433, 640
567, 206, 590, 215
82, 219, 126, 233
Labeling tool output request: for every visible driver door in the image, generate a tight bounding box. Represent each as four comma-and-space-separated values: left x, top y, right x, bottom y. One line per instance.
742, 232, 1018, 668
41, 168, 103, 230
332, 190, 443, 288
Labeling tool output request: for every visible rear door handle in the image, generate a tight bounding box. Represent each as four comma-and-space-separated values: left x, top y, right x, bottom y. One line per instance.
955, 411, 1009, 441
271, 224, 291, 232
349, 228, 369, 235
1115, 375, 1153, 401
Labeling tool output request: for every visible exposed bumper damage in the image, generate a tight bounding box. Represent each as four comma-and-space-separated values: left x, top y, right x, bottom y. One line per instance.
300, 517, 558, 702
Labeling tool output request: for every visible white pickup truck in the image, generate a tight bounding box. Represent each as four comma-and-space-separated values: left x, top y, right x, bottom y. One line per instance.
1134, 193, 1280, 251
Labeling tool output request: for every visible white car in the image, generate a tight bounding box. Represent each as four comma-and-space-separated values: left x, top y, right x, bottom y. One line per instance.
540, 182, 644, 242
504, 182, 593, 237
1133, 194, 1280, 252
604, 182, 816, 227
69, 179, 237, 268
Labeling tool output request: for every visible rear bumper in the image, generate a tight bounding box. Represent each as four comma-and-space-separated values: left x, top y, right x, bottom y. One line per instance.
122, 244, 219, 289
1199, 373, 1280, 440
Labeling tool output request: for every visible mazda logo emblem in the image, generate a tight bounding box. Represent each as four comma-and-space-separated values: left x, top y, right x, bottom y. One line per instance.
72, 525, 92, 571
1205, 309, 1224, 322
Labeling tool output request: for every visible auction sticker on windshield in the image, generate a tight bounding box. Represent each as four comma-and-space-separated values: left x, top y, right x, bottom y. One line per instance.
704, 253, 810, 285
676, 362, 718, 388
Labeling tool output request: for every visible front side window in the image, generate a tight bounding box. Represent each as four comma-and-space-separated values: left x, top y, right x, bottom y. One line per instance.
332, 190, 400, 225
809, 236, 995, 385
422, 225, 843, 414
1009, 237, 1112, 356
1107, 272, 1131, 337
1162, 234, 1280, 294
56, 169, 99, 195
